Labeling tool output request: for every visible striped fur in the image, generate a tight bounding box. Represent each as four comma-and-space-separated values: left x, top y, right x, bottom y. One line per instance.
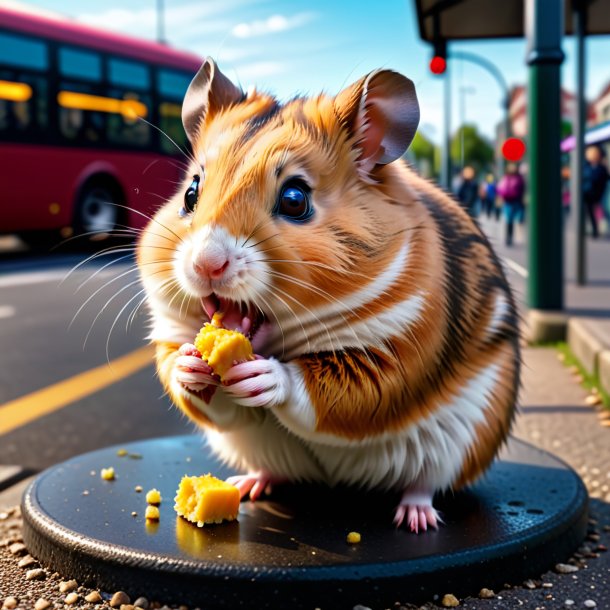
138, 69, 520, 496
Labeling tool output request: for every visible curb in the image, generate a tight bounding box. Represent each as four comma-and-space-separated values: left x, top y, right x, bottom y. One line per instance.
567, 318, 610, 397
526, 310, 568, 343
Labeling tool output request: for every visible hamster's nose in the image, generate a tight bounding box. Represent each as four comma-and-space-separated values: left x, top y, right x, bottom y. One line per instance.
192, 253, 230, 280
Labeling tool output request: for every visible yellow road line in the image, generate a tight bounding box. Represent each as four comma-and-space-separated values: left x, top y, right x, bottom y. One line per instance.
0, 345, 155, 436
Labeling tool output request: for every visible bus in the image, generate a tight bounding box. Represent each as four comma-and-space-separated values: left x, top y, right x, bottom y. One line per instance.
0, 6, 202, 245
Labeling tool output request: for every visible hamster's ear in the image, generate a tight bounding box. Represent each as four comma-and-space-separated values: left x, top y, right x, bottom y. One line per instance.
334, 69, 419, 178
182, 58, 243, 144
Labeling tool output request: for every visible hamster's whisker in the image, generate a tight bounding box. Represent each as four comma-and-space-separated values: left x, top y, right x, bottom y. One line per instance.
106, 202, 185, 246
75, 253, 135, 292
241, 220, 275, 249
245, 232, 280, 251
81, 276, 144, 349
248, 277, 289, 358
126, 276, 177, 330
256, 255, 371, 280
263, 269, 375, 361
251, 275, 306, 355
69, 265, 142, 329
259, 278, 339, 357
263, 269, 370, 322
136, 115, 200, 170
61, 245, 138, 284
105, 284, 155, 362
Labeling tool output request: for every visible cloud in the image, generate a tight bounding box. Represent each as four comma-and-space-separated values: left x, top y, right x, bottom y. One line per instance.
229, 61, 286, 82
232, 12, 316, 39
75, 0, 260, 40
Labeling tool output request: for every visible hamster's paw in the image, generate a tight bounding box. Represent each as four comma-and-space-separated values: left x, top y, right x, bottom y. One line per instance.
175, 343, 220, 401
226, 471, 287, 501
393, 489, 441, 534
222, 357, 289, 408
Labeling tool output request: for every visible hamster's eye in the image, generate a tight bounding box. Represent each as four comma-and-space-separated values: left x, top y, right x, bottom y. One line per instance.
274, 178, 313, 222
181, 175, 201, 216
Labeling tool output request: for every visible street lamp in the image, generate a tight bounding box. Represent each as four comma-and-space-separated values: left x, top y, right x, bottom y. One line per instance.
459, 86, 476, 169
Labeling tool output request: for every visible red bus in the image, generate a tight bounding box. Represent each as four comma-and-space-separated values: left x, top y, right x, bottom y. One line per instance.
0, 6, 202, 244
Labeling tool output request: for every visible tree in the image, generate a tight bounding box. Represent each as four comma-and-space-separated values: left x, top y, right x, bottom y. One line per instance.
408, 130, 439, 178
450, 123, 494, 172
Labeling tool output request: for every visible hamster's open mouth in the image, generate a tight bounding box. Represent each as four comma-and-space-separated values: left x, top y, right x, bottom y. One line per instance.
201, 294, 267, 340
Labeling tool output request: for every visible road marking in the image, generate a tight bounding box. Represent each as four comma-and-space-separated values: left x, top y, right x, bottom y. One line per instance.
503, 258, 528, 278
0, 344, 155, 436
0, 270, 69, 288
0, 305, 15, 319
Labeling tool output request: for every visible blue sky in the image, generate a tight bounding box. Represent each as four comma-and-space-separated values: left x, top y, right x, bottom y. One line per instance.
8, 0, 610, 143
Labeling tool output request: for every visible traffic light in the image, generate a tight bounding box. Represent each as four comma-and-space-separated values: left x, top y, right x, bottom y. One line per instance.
430, 38, 447, 75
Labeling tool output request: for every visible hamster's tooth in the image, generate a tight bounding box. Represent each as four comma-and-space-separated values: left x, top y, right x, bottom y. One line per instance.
201, 295, 219, 320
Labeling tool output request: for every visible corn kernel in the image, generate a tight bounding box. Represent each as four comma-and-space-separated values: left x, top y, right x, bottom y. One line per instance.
146, 488, 162, 505
116, 449, 128, 457
346, 531, 361, 544
145, 505, 160, 520
100, 467, 115, 481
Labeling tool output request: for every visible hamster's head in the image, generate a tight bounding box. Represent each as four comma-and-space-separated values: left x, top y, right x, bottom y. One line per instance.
138, 58, 420, 356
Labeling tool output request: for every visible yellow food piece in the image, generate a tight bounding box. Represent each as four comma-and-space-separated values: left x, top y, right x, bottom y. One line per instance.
194, 323, 254, 380
174, 474, 240, 526
146, 488, 162, 504
100, 467, 115, 481
346, 531, 361, 544
116, 448, 128, 457
145, 505, 160, 520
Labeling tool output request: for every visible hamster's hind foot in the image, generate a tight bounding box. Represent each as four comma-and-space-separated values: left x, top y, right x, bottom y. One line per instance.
226, 471, 287, 502
393, 488, 441, 534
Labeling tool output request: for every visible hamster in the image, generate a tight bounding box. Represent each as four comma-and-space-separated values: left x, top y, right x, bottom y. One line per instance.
137, 58, 520, 533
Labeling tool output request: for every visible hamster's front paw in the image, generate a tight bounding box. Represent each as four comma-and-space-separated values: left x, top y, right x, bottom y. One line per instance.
222, 357, 289, 408
175, 343, 220, 403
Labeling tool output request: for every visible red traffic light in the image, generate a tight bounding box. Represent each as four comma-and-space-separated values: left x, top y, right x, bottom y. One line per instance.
502, 137, 526, 162
430, 56, 447, 75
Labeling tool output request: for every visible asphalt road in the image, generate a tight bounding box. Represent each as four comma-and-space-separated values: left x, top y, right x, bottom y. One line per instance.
0, 239, 193, 474
0, 217, 608, 476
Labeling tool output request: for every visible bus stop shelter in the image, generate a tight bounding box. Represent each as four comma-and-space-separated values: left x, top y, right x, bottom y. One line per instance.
413, 0, 610, 328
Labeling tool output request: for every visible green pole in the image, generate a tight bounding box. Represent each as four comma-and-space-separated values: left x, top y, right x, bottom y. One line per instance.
525, 0, 565, 310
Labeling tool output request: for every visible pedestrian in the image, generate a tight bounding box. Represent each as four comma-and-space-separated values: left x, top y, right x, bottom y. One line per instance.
456, 166, 479, 218
497, 163, 526, 247
583, 145, 609, 239
479, 173, 497, 219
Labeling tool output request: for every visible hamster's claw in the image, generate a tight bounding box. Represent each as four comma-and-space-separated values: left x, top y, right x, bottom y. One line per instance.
226, 471, 285, 501
393, 490, 441, 534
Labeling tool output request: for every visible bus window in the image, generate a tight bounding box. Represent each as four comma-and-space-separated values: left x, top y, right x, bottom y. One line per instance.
59, 47, 102, 82
0, 31, 48, 70
106, 89, 151, 148
108, 58, 150, 91
0, 70, 47, 137
58, 82, 105, 144
157, 69, 191, 154
158, 70, 191, 100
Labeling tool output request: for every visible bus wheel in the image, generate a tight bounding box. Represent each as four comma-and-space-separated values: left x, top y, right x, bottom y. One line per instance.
75, 182, 120, 237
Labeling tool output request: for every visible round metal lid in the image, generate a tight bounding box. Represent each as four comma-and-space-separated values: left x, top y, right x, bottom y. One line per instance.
21, 436, 588, 608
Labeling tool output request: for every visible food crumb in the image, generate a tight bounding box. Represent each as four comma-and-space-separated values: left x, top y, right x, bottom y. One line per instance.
145, 505, 160, 521
116, 448, 128, 457
134, 485, 143, 493
101, 467, 115, 481
131, 511, 138, 517
146, 489, 162, 505
479, 588, 495, 598
34, 598, 51, 610
441, 593, 460, 607
346, 531, 361, 544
